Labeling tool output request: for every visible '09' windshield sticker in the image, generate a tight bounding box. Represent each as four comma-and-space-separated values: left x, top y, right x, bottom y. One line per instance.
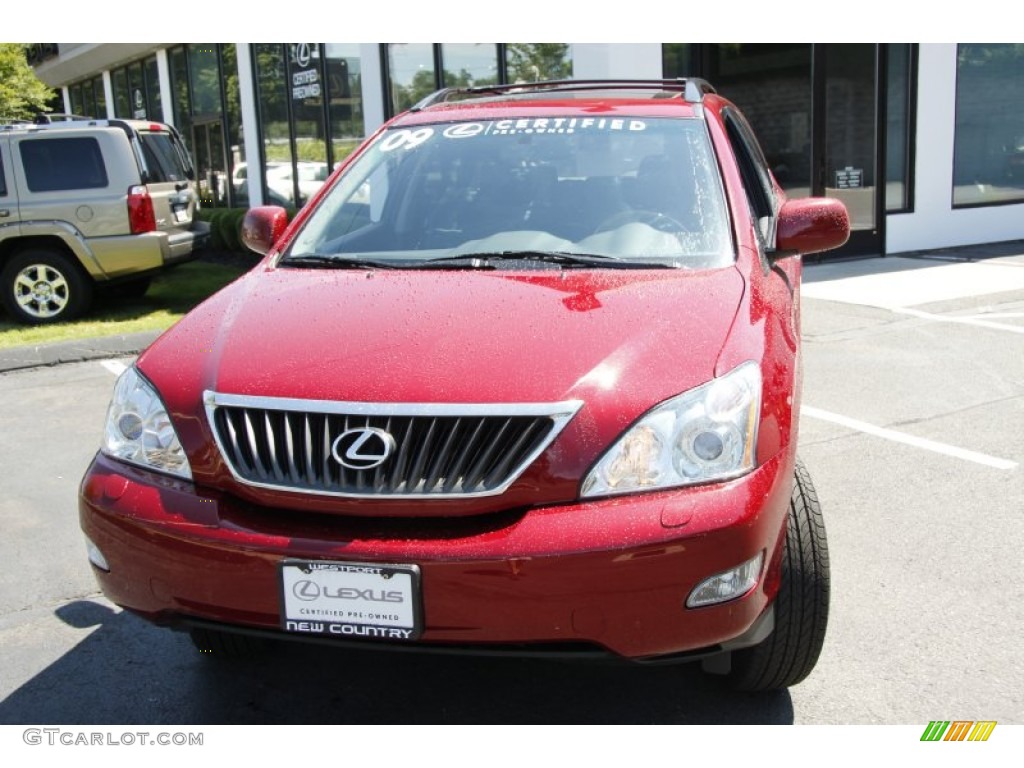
378, 128, 436, 152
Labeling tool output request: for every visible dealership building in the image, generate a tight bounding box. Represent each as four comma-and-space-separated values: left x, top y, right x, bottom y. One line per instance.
28, 43, 1024, 260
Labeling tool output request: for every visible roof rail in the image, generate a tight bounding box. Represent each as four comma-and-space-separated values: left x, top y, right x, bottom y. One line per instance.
409, 78, 718, 111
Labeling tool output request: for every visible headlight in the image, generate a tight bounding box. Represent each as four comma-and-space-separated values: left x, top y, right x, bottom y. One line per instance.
101, 366, 192, 480
581, 361, 760, 497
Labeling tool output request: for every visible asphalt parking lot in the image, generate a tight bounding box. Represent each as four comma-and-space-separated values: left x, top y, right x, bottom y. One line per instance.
0, 251, 1022, 725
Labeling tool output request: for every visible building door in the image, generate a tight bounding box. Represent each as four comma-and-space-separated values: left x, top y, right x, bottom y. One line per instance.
191, 119, 228, 208
686, 43, 884, 257
812, 44, 883, 256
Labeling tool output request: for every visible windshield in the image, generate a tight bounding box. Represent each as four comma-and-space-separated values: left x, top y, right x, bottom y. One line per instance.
286, 116, 733, 269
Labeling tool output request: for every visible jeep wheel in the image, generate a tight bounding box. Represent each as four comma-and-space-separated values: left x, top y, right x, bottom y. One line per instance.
1, 249, 94, 324
727, 458, 830, 691
189, 627, 267, 659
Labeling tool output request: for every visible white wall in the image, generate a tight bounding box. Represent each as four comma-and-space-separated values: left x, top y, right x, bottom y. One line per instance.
571, 44, 662, 80
887, 43, 1024, 253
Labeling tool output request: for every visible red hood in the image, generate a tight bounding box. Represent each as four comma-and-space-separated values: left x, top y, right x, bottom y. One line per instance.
139, 265, 745, 514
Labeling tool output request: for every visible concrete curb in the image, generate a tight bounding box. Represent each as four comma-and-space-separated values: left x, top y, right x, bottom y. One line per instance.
0, 330, 161, 374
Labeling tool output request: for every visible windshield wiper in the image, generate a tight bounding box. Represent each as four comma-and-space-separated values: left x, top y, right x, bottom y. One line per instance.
279, 254, 399, 270
419, 251, 672, 270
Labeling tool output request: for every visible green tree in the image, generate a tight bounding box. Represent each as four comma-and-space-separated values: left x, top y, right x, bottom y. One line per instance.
0, 43, 57, 120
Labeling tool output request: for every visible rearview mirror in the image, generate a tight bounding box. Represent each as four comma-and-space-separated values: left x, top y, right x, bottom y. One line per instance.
772, 198, 850, 259
240, 206, 289, 255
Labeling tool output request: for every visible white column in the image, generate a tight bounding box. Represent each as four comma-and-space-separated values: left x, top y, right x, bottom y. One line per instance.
102, 70, 115, 119
61, 87, 71, 115
156, 48, 173, 126
360, 43, 386, 134
235, 43, 264, 207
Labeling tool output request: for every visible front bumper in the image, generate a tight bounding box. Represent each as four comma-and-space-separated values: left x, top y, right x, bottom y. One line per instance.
79, 451, 794, 660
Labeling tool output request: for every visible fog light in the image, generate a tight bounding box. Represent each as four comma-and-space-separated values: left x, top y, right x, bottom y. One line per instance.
85, 536, 110, 572
686, 552, 763, 608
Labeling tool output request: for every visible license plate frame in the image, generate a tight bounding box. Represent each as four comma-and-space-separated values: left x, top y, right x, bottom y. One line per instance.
279, 559, 422, 642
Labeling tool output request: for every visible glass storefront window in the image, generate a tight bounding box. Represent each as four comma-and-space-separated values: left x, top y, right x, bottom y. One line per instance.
440, 44, 498, 87
189, 44, 220, 118
169, 47, 193, 152
953, 44, 1024, 207
144, 56, 162, 122
254, 43, 295, 207
885, 45, 914, 213
384, 43, 572, 116
388, 44, 436, 114
702, 44, 813, 198
112, 68, 131, 118
324, 44, 364, 165
221, 44, 245, 207
287, 43, 329, 206
68, 83, 84, 117
662, 44, 693, 78
110, 58, 161, 121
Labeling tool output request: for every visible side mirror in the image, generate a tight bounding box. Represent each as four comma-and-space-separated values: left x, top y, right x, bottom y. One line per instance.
772, 198, 850, 259
240, 206, 289, 255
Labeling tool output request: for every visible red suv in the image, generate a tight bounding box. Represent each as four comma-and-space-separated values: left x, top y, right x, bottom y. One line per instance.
80, 80, 848, 691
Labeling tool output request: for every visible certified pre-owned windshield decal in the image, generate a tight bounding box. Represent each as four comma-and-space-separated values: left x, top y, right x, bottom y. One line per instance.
440, 118, 648, 138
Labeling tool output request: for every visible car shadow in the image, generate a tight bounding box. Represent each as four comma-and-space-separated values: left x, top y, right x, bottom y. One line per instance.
0, 600, 793, 725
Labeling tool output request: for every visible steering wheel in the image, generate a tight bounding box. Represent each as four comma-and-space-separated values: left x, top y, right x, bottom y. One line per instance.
595, 209, 688, 234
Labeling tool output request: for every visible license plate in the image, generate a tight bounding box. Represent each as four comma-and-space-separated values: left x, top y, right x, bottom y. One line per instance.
279, 559, 421, 641
172, 206, 188, 223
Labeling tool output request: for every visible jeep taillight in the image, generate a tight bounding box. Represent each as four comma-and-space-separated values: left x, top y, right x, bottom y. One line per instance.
127, 185, 156, 234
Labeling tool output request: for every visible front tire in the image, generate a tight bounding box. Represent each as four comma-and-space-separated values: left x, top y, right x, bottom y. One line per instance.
728, 458, 830, 691
1, 248, 93, 324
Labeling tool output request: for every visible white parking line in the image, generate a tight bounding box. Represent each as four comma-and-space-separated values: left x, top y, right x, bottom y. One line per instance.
891, 307, 1024, 334
801, 405, 1018, 470
99, 360, 127, 376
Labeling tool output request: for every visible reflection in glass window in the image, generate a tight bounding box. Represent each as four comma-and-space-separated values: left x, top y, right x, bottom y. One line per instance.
388, 44, 436, 114
953, 44, 1024, 207
440, 44, 498, 87
505, 44, 572, 83
325, 44, 364, 165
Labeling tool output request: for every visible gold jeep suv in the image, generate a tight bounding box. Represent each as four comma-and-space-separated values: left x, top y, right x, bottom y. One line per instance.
0, 116, 209, 324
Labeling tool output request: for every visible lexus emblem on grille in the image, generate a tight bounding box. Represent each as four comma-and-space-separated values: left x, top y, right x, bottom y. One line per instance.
331, 427, 396, 470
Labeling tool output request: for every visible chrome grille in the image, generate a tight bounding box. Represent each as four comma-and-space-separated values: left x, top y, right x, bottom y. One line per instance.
204, 392, 582, 498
